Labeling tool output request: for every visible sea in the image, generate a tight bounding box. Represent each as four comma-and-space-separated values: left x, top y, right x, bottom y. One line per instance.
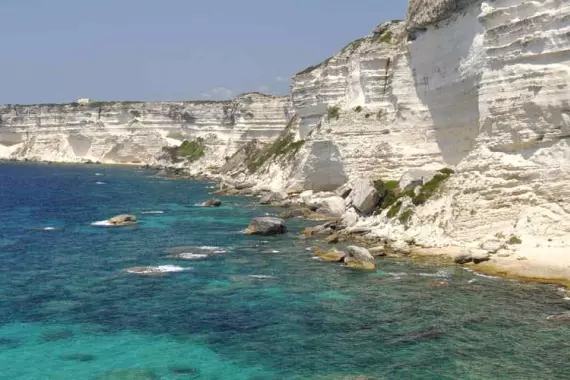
1, 162, 570, 379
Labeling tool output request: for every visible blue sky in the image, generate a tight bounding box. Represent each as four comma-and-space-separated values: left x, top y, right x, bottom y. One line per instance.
1, 0, 408, 104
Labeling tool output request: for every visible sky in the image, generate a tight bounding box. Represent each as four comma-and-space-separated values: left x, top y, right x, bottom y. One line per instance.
0, 0, 408, 104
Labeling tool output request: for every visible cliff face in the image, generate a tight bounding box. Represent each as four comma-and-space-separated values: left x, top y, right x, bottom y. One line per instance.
0, 93, 291, 166
251, 0, 570, 247
3, 0, 570, 249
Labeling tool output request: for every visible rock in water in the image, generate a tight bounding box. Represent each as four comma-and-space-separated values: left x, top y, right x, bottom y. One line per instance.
259, 192, 286, 205
344, 245, 376, 270
453, 252, 473, 264
313, 247, 346, 262
244, 217, 287, 235
108, 214, 137, 226
470, 249, 491, 263
350, 179, 380, 215
199, 198, 222, 207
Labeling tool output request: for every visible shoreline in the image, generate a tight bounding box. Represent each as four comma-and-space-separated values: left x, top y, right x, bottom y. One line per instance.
4, 158, 570, 288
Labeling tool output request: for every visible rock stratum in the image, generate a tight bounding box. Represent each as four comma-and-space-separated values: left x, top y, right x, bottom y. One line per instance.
3, 0, 570, 278
0, 93, 291, 168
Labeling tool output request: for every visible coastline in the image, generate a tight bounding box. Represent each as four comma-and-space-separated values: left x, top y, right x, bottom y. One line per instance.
4, 158, 570, 288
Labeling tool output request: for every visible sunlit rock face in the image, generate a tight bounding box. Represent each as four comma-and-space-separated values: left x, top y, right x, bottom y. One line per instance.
284, 0, 570, 244
0, 93, 291, 165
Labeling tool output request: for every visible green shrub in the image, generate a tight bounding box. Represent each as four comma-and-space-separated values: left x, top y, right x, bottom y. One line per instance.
365, 113, 371, 118
354, 106, 363, 113
163, 138, 206, 163
387, 201, 402, 218
246, 133, 305, 173
508, 236, 522, 245
412, 169, 453, 206
380, 31, 392, 43
399, 209, 413, 224
327, 106, 340, 121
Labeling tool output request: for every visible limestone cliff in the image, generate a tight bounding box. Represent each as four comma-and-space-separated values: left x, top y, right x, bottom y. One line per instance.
244, 0, 570, 252
3, 0, 570, 254
0, 93, 291, 168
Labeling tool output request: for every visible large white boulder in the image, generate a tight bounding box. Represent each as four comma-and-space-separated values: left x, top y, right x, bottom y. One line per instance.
351, 179, 380, 215
315, 196, 346, 216
399, 170, 437, 192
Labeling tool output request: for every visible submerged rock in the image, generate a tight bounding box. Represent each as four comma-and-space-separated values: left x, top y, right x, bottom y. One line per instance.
94, 369, 159, 380
59, 353, 96, 362
244, 217, 287, 235
108, 214, 137, 226
199, 198, 222, 207
344, 246, 376, 270
546, 312, 570, 321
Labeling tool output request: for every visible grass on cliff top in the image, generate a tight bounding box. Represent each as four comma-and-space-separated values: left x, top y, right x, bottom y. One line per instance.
162, 138, 205, 163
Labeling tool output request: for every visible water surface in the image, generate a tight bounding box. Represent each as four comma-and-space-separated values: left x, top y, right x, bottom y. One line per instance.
1, 162, 570, 379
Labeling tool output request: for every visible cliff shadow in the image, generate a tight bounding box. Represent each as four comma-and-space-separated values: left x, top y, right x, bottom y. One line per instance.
408, 7, 484, 166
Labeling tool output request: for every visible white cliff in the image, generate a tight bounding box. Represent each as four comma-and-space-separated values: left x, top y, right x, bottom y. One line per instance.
3, 0, 570, 279
242, 0, 570, 273
0, 93, 291, 168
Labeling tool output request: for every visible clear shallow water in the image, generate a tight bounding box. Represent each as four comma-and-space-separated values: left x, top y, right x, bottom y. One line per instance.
2, 163, 570, 379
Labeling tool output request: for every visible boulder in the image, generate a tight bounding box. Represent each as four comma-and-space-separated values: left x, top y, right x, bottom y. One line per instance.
453, 252, 472, 264
313, 247, 346, 262
244, 217, 287, 236
108, 214, 137, 226
399, 170, 437, 192
351, 179, 380, 215
335, 183, 353, 198
259, 192, 286, 205
325, 233, 340, 244
279, 207, 311, 219
315, 196, 346, 216
302, 225, 330, 238
496, 249, 514, 258
482, 239, 503, 253
234, 181, 255, 190
344, 246, 376, 270
369, 246, 387, 256
199, 198, 222, 207
391, 240, 411, 255
470, 249, 491, 263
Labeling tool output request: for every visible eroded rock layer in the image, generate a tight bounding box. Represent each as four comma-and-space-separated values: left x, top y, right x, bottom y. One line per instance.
0, 93, 291, 166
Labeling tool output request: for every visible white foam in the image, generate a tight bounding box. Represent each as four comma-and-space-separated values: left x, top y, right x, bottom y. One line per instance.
270, 250, 280, 253
42, 227, 56, 231
124, 265, 189, 274
95, 173, 103, 176
141, 211, 165, 214
249, 275, 275, 279
95, 181, 106, 185
174, 253, 209, 260
91, 220, 113, 227
418, 270, 450, 278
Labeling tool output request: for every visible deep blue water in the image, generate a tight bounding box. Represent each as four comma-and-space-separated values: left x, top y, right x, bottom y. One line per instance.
2, 163, 570, 379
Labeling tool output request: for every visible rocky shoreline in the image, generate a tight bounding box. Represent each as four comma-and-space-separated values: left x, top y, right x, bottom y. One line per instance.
145, 164, 570, 288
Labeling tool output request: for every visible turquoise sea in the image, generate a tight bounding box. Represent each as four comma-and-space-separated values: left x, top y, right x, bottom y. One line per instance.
2, 162, 570, 379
